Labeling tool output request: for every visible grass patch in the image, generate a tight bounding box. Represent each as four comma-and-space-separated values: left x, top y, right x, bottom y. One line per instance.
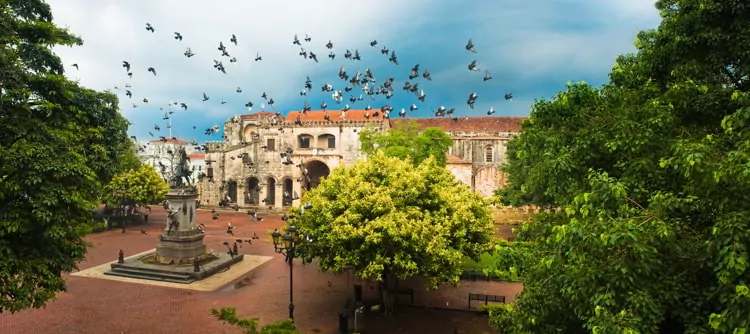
462, 252, 501, 268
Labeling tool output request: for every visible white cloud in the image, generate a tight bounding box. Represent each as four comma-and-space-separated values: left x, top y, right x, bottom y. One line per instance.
44, 0, 662, 136
46, 0, 429, 134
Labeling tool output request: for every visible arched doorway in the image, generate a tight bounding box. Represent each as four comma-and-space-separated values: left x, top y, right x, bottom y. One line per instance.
245, 177, 260, 205
304, 160, 331, 190
282, 178, 293, 206
265, 178, 276, 205
227, 180, 238, 203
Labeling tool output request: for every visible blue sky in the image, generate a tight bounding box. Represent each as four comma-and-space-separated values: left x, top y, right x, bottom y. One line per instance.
46, 0, 661, 144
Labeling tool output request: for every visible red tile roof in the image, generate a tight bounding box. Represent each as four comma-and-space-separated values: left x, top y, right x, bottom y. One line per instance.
446, 154, 471, 164
149, 138, 189, 144
390, 117, 526, 132
285, 110, 386, 122
187, 153, 205, 159
241, 111, 277, 120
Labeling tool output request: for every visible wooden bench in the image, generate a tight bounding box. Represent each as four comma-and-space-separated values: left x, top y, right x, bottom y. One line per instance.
393, 288, 414, 304
468, 293, 505, 308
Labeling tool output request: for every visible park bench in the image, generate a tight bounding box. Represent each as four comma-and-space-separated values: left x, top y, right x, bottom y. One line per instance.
468, 293, 505, 308
392, 288, 414, 305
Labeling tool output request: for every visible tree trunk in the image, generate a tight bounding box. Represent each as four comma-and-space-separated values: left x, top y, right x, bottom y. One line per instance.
379, 271, 396, 315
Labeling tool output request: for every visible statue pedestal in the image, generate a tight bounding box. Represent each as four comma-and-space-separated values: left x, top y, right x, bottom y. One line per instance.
154, 190, 206, 264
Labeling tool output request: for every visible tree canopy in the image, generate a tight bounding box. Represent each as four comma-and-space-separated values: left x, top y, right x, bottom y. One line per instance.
359, 120, 453, 166
101, 164, 169, 209
0, 0, 139, 313
211, 308, 299, 334
492, 0, 750, 332
290, 151, 495, 312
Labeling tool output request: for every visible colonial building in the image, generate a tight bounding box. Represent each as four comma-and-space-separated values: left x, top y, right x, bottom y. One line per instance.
390, 117, 524, 197
196, 110, 524, 209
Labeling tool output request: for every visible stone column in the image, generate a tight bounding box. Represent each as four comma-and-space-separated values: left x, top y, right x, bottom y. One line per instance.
237, 183, 246, 207
275, 182, 283, 209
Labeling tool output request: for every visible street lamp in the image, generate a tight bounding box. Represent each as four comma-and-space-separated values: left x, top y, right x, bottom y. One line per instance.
272, 225, 302, 320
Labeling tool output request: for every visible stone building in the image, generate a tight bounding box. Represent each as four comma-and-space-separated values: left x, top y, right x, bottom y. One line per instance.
196, 110, 524, 209
138, 138, 189, 181
389, 117, 525, 197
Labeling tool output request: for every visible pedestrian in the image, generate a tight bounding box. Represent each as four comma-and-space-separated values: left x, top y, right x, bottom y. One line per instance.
227, 222, 234, 236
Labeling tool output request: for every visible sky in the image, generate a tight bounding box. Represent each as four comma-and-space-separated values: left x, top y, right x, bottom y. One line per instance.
45, 0, 661, 144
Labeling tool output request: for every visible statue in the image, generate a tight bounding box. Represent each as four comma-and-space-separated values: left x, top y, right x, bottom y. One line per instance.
168, 147, 195, 191
163, 200, 180, 233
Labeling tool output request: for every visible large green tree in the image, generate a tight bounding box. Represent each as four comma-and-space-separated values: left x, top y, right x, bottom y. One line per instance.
359, 120, 453, 166
0, 0, 138, 313
491, 0, 750, 332
101, 164, 168, 226
289, 151, 495, 314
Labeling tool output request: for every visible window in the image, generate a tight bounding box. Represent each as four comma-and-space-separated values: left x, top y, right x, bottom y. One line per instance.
299, 136, 310, 149
485, 146, 493, 163
198, 165, 202, 171
327, 136, 336, 149
206, 167, 214, 178
266, 138, 275, 151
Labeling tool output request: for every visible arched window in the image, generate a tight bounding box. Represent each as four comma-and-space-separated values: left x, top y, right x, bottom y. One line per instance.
485, 146, 493, 163
297, 134, 313, 149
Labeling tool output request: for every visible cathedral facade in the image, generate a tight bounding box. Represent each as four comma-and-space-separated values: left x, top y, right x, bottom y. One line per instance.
196, 110, 524, 209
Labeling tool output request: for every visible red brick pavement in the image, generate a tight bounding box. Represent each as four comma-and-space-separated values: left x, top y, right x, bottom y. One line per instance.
0, 208, 522, 334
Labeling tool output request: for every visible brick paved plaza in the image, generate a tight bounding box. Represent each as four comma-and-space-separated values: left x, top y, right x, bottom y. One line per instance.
0, 208, 522, 334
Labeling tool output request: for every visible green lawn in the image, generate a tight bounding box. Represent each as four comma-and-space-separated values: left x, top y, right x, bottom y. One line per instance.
462, 252, 500, 269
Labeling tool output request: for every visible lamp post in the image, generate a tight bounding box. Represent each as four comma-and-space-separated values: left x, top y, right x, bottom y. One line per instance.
272, 225, 301, 321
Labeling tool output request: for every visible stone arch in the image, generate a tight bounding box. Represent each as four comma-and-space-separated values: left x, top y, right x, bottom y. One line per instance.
227, 180, 238, 203
282, 177, 294, 206
304, 160, 331, 190
316, 133, 336, 149
297, 133, 314, 149
265, 177, 276, 205
245, 177, 260, 205
473, 165, 501, 198
243, 125, 256, 142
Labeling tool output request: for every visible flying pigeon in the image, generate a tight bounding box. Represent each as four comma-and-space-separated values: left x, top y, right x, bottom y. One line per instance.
145, 23, 154, 32
122, 61, 130, 71
230, 34, 237, 45
147, 67, 156, 75
389, 50, 398, 65
370, 40, 377, 47
504, 93, 513, 101
468, 60, 479, 71
466, 38, 476, 53
483, 70, 492, 81
202, 93, 209, 101
174, 32, 182, 40
293, 34, 301, 45
326, 40, 333, 49
255, 52, 262, 61
487, 106, 495, 115
304, 33, 311, 42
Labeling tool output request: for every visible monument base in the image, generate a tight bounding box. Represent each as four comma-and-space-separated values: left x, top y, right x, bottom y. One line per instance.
105, 252, 244, 284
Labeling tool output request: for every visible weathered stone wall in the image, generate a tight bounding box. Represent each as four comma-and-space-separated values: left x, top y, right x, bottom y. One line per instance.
446, 163, 473, 187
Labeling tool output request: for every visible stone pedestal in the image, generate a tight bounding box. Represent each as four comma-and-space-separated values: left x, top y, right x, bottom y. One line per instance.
155, 190, 206, 264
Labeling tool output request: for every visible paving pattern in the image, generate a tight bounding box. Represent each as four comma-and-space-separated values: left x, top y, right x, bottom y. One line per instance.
0, 207, 522, 334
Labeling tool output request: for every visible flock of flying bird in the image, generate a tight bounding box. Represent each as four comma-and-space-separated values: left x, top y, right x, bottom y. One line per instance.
68, 22, 514, 154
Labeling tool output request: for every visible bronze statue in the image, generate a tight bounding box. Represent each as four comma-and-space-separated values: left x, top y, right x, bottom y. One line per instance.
167, 147, 195, 191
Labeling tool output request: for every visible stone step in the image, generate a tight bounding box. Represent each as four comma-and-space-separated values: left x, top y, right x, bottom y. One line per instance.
111, 263, 194, 276
105, 267, 195, 283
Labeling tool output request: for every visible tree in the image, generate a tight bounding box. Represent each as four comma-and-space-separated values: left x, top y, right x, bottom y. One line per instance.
211, 308, 299, 334
359, 120, 453, 166
0, 0, 137, 313
101, 164, 169, 217
289, 151, 495, 314
490, 0, 750, 332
